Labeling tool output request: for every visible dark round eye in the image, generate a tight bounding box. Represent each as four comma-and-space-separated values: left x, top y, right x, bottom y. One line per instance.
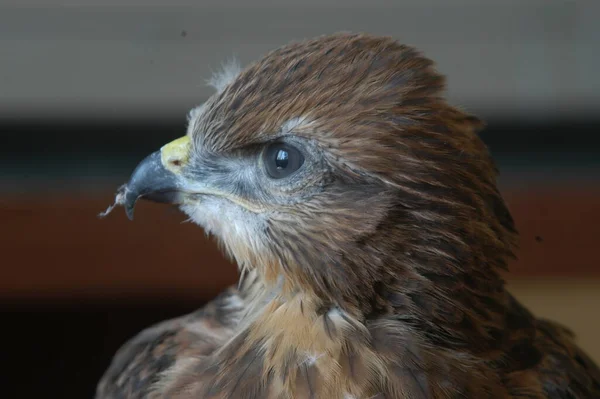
263, 142, 305, 179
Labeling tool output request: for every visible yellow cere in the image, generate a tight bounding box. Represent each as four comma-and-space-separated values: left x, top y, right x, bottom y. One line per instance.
160, 136, 191, 173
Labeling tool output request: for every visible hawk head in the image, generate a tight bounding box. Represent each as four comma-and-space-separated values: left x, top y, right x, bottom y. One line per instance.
108, 33, 516, 312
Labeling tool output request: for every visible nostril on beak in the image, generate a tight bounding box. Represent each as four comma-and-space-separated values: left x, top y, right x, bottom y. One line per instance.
160, 136, 191, 173
162, 154, 187, 174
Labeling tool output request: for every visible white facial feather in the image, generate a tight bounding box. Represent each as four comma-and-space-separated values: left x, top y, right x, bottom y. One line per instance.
181, 197, 267, 266
186, 104, 206, 137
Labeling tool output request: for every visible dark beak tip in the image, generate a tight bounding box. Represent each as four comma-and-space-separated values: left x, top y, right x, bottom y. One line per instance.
109, 150, 181, 221
124, 192, 140, 221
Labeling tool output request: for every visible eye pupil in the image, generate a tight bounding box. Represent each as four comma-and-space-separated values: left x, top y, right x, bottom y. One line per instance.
275, 150, 289, 169
263, 143, 304, 179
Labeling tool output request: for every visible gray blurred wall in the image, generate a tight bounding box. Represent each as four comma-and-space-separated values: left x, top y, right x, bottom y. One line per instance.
0, 0, 598, 121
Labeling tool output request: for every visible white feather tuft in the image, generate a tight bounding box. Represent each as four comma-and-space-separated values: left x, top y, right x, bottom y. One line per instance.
301, 352, 325, 366
206, 58, 242, 93
281, 116, 313, 134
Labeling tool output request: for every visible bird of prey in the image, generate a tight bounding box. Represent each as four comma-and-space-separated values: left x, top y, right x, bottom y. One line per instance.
96, 33, 600, 398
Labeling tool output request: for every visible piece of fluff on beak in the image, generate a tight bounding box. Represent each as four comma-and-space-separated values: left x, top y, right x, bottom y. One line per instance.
98, 184, 129, 218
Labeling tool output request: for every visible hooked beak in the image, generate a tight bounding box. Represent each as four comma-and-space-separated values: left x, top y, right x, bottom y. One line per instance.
121, 136, 192, 220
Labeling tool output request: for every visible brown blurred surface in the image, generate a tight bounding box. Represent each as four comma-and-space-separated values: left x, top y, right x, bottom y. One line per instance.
509, 279, 600, 363
0, 194, 238, 302
1, 187, 599, 301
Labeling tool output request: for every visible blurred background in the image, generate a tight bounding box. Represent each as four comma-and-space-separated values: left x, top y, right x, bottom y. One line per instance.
1, 1, 599, 397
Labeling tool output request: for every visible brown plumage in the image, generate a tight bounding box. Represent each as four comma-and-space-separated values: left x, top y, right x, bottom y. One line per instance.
97, 33, 600, 398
